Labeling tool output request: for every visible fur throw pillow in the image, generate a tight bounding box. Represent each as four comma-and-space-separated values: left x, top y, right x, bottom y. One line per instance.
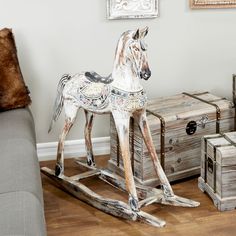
0, 28, 31, 111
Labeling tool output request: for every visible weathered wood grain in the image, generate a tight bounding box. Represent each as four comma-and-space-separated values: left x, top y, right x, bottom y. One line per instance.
100, 169, 199, 208
200, 131, 236, 211
110, 92, 235, 186
41, 167, 165, 227
41, 167, 166, 228
199, 177, 236, 211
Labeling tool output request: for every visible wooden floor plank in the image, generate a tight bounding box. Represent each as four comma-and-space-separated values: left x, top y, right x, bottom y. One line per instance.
40, 156, 236, 236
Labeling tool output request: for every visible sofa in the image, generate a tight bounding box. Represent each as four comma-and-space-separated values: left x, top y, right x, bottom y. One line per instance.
0, 28, 46, 235
0, 108, 47, 235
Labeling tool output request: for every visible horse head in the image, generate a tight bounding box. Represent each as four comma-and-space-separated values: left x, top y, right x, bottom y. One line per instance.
117, 27, 151, 81
131, 27, 151, 80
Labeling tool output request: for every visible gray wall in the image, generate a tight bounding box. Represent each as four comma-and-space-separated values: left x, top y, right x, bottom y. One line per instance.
1, 0, 236, 143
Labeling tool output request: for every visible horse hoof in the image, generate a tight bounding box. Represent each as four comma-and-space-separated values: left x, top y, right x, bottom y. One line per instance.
55, 164, 63, 177
129, 195, 139, 212
87, 159, 95, 167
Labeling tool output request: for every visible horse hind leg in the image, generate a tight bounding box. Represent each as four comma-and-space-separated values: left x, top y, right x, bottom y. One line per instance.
84, 110, 95, 166
55, 101, 78, 176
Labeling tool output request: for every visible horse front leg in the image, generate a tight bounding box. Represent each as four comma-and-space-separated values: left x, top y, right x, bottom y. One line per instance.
134, 110, 174, 197
112, 110, 139, 212
134, 110, 200, 207
84, 110, 95, 166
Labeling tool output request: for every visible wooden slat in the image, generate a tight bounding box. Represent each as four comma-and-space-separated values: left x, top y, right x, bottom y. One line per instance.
69, 170, 100, 181
41, 167, 166, 228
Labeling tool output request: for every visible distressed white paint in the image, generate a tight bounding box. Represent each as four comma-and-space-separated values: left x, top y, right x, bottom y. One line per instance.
50, 28, 153, 207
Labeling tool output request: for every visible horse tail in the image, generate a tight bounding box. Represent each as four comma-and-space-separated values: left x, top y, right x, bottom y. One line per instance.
48, 74, 72, 133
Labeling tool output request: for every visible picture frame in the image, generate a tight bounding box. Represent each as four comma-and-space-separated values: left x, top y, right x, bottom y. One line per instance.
107, 0, 158, 20
190, 0, 236, 9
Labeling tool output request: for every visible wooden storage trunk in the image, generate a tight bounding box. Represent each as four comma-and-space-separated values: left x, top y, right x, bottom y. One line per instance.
109, 91, 235, 187
199, 132, 236, 211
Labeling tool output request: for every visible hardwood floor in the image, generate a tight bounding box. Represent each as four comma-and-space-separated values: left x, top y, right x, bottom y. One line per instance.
40, 156, 236, 236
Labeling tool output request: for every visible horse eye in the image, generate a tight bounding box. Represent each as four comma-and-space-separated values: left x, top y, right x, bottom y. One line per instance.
141, 45, 146, 51
134, 47, 139, 52
141, 42, 147, 51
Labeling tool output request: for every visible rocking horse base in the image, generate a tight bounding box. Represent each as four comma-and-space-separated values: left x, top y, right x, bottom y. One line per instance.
41, 160, 199, 228
41, 167, 166, 228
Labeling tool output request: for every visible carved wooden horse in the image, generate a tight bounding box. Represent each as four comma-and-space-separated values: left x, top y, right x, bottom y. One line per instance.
42, 27, 199, 227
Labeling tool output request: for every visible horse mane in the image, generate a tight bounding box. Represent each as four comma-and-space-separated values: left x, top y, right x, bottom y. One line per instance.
115, 31, 133, 66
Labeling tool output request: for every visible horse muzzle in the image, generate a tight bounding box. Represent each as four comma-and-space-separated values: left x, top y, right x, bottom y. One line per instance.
140, 69, 151, 80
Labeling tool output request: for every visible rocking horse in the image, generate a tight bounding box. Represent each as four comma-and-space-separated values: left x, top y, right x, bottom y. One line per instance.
41, 27, 199, 227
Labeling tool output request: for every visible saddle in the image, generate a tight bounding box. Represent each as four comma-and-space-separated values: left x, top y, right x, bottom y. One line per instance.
85, 71, 113, 84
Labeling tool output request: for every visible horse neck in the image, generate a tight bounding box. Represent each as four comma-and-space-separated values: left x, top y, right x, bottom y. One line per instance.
111, 47, 143, 92
112, 60, 143, 92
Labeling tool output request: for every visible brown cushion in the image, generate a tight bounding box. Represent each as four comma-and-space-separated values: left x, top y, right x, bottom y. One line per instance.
0, 28, 31, 111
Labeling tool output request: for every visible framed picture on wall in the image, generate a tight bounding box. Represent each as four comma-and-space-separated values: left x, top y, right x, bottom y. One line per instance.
190, 0, 236, 9
107, 0, 158, 19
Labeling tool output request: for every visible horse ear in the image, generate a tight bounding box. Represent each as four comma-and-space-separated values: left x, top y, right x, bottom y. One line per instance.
140, 26, 149, 38
133, 29, 140, 40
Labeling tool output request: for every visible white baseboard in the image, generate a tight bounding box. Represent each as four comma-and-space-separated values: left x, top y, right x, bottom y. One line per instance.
37, 136, 110, 161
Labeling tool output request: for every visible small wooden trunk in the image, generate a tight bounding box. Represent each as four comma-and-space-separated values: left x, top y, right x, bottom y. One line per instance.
199, 132, 236, 211
109, 92, 235, 187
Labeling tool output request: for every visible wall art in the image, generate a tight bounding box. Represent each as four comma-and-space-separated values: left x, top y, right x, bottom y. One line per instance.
190, 0, 236, 9
107, 0, 158, 19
